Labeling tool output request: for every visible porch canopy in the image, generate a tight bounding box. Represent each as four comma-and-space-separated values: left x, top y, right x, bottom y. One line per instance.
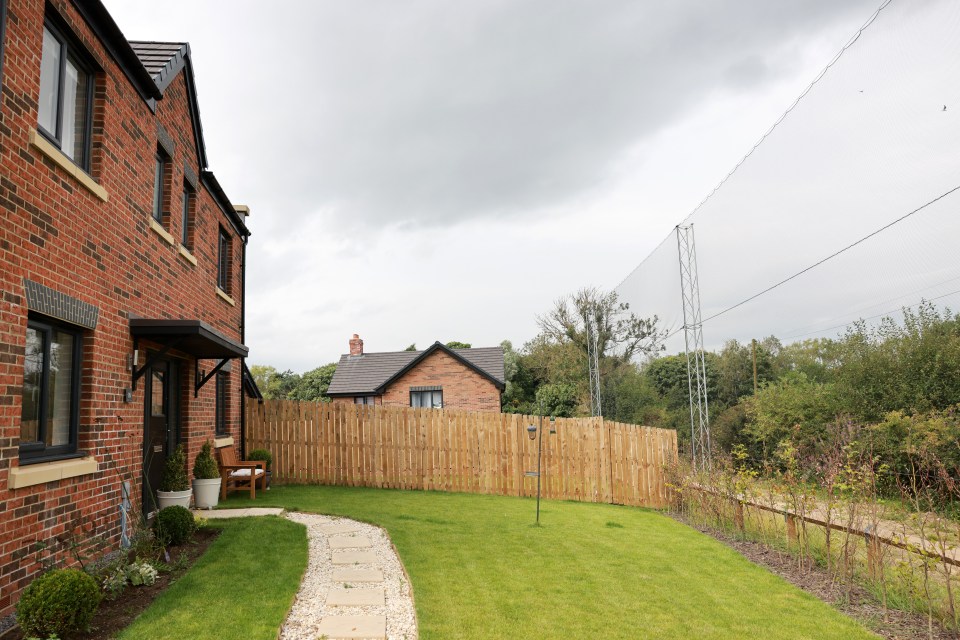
129, 319, 248, 395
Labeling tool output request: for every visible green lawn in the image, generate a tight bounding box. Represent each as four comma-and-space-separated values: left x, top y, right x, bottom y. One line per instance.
119, 516, 306, 640
223, 486, 878, 639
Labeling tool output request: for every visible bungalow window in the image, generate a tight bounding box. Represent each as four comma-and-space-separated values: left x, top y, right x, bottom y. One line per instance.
354, 396, 375, 405
217, 227, 231, 293
215, 372, 229, 436
19, 317, 82, 462
410, 388, 442, 409
38, 22, 93, 170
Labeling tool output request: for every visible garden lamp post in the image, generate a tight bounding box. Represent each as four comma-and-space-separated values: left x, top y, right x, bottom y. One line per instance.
527, 409, 556, 525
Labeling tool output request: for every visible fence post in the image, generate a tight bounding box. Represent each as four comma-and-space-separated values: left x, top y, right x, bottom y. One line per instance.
734, 500, 744, 532
785, 513, 798, 545
864, 525, 882, 579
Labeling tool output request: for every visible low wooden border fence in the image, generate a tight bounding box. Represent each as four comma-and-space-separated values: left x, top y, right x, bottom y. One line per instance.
245, 400, 678, 508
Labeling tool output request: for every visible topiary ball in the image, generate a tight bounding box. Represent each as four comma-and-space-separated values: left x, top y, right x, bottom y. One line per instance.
16, 567, 101, 638
153, 505, 197, 546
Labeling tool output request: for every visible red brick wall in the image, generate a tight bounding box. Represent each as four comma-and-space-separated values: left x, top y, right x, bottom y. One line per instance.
0, 0, 247, 618
379, 351, 501, 412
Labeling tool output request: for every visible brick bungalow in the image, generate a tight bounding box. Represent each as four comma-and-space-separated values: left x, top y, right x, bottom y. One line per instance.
0, 0, 259, 618
327, 335, 505, 412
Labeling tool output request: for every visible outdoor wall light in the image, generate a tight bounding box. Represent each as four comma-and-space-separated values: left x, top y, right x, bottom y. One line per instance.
527, 424, 537, 440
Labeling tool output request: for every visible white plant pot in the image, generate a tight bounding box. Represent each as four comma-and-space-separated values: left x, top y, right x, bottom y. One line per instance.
192, 478, 222, 510
157, 489, 192, 510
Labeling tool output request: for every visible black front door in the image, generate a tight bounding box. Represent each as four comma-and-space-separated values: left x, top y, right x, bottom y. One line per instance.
143, 357, 180, 515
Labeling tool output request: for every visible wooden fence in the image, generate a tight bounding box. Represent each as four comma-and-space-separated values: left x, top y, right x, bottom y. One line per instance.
245, 400, 678, 508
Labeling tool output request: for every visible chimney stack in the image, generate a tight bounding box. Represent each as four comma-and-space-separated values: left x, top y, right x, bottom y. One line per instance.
349, 334, 364, 356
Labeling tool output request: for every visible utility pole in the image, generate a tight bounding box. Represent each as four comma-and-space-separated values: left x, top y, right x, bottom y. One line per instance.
752, 338, 758, 395
676, 224, 711, 472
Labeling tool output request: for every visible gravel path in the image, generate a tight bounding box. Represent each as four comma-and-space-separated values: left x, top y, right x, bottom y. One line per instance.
280, 512, 418, 640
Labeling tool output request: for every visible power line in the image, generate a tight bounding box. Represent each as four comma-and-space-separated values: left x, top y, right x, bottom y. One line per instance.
700, 183, 960, 325
615, 0, 894, 294
678, 0, 894, 226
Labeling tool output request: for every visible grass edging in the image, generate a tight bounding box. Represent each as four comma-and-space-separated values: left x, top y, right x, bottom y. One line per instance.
118, 516, 307, 640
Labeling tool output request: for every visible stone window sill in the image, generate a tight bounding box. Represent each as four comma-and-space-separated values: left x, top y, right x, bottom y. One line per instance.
8, 456, 98, 489
29, 128, 108, 202
149, 217, 176, 245
216, 288, 236, 306
214, 436, 234, 448
178, 245, 198, 265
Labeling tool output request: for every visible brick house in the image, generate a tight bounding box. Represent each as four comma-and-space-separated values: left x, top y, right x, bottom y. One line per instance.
0, 0, 258, 618
327, 335, 505, 412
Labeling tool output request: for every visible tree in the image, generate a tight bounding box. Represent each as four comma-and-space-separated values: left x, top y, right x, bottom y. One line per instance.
248, 365, 302, 400
445, 341, 471, 349
290, 363, 337, 402
536, 286, 665, 366
404, 343, 417, 351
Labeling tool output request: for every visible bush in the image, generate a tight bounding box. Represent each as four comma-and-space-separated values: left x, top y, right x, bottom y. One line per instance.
193, 441, 219, 479
153, 506, 196, 547
16, 568, 101, 637
159, 444, 189, 492
247, 448, 273, 471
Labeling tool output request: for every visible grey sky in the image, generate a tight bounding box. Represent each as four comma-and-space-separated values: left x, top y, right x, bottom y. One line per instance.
103, 0, 891, 371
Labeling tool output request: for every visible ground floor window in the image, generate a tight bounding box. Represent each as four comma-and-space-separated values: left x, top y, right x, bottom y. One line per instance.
19, 317, 82, 462
410, 388, 442, 409
354, 396, 375, 405
216, 371, 229, 435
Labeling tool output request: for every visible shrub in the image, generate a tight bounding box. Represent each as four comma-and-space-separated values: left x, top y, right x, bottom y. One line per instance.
247, 448, 273, 471
153, 506, 196, 547
126, 559, 158, 586
193, 441, 219, 480
159, 444, 189, 492
16, 568, 101, 637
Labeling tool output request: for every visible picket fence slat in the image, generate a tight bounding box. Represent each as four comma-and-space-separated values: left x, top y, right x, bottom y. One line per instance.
245, 400, 677, 508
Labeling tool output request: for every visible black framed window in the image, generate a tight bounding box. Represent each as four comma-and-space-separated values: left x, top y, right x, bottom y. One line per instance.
215, 372, 229, 436
217, 227, 231, 292
410, 389, 442, 409
181, 184, 194, 248
19, 317, 83, 462
354, 396, 375, 405
152, 151, 167, 223
37, 21, 93, 170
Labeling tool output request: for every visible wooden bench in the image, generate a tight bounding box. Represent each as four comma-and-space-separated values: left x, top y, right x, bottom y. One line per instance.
217, 445, 266, 500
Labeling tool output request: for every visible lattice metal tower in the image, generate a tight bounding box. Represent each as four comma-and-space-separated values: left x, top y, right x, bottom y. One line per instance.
676, 224, 711, 471
586, 315, 603, 418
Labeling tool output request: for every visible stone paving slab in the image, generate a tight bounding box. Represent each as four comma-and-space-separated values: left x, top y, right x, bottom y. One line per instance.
332, 550, 378, 565
321, 522, 362, 534
327, 587, 386, 606
192, 508, 284, 519
329, 535, 372, 549
316, 615, 386, 639
332, 568, 384, 583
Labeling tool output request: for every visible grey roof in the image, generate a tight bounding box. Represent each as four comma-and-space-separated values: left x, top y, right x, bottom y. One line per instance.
128, 41, 188, 92
327, 344, 505, 396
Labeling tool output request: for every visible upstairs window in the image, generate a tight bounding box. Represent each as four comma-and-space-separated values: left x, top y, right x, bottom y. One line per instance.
410, 388, 443, 409
20, 317, 83, 462
152, 151, 167, 224
217, 227, 231, 293
38, 22, 93, 170
181, 184, 195, 249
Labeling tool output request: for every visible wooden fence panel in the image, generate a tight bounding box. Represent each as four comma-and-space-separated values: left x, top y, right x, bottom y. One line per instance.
245, 400, 677, 508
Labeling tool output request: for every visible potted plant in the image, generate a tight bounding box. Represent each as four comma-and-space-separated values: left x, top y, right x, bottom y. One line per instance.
157, 444, 191, 509
192, 441, 222, 509
247, 448, 273, 489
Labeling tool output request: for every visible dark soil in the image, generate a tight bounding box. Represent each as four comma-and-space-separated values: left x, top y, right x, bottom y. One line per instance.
672, 513, 956, 640
3, 528, 220, 640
